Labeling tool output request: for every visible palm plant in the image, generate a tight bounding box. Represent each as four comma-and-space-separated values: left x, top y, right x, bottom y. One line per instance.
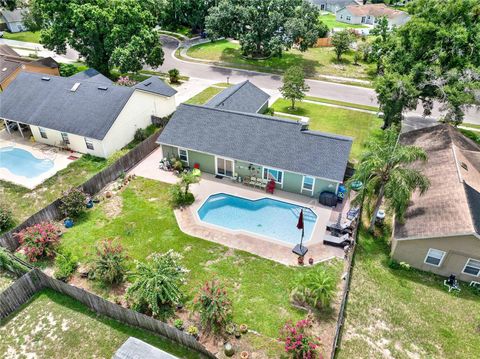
349, 126, 430, 232
290, 266, 336, 309
181, 172, 200, 196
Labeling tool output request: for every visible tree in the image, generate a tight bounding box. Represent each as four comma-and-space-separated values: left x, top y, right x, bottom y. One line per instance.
195, 280, 232, 333
369, 16, 391, 74
26, 0, 164, 76
349, 126, 430, 232
206, 0, 322, 58
181, 171, 199, 196
331, 30, 354, 61
375, 0, 480, 127
90, 239, 127, 285
279, 66, 310, 110
161, 0, 217, 33
127, 250, 188, 317
0, 0, 17, 10
168, 68, 180, 83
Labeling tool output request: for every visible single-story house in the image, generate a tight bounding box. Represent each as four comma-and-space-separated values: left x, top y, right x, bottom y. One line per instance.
0, 45, 59, 90
310, 0, 362, 13
113, 337, 178, 359
336, 4, 409, 28
157, 83, 352, 198
0, 8, 27, 33
0, 70, 177, 158
391, 125, 480, 282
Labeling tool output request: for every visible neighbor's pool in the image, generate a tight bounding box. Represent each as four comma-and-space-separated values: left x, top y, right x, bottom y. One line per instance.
197, 193, 317, 245
0, 147, 54, 178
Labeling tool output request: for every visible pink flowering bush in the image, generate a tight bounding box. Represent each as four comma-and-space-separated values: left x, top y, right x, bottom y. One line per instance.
279, 319, 323, 359
195, 279, 232, 333
15, 222, 60, 262
116, 76, 137, 87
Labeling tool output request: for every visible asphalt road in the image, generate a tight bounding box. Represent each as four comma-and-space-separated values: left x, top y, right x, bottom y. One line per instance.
157, 36, 479, 125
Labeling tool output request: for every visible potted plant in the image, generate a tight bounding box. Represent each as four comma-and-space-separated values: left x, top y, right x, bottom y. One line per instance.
225, 323, 236, 335
234, 330, 241, 339
240, 351, 249, 359
308, 257, 314, 265
174, 319, 184, 331
224, 342, 235, 357
239, 324, 248, 334
187, 325, 199, 340
298, 256, 304, 265
64, 218, 74, 228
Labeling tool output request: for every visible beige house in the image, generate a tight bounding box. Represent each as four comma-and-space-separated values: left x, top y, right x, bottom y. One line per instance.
336, 4, 409, 28
391, 125, 480, 283
0, 70, 177, 158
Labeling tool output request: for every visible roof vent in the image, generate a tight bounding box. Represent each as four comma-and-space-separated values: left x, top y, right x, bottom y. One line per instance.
1, 68, 6, 72
300, 118, 309, 131
41, 76, 51, 81
70, 82, 81, 92
461, 162, 468, 171
98, 86, 108, 91
143, 81, 152, 87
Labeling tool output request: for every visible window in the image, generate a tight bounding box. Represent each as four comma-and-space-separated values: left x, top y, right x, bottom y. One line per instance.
340, 15, 343, 19
85, 138, 94, 150
61, 132, 70, 145
302, 176, 315, 192
39, 127, 48, 139
463, 259, 480, 277
346, 16, 351, 21
178, 148, 188, 164
424, 248, 446, 267
263, 168, 283, 184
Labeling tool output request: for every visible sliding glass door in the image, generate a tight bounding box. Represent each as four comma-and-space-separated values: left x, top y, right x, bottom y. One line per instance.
216, 157, 234, 177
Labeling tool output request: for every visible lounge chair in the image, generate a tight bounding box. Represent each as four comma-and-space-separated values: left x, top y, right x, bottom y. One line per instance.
326, 219, 353, 234
323, 233, 351, 248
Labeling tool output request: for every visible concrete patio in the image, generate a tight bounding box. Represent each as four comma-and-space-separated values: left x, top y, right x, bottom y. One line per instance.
130, 147, 348, 266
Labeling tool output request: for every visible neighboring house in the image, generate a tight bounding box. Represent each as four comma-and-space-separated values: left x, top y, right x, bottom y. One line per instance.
157, 83, 352, 198
0, 71, 177, 158
1, 8, 27, 33
310, 0, 362, 13
336, 4, 409, 27
0, 45, 59, 90
391, 125, 480, 282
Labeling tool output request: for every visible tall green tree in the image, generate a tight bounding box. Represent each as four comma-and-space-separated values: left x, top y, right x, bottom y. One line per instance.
279, 66, 309, 110
205, 0, 323, 58
0, 0, 17, 10
369, 16, 391, 74
25, 0, 164, 76
375, 0, 480, 127
331, 30, 354, 61
349, 126, 430, 232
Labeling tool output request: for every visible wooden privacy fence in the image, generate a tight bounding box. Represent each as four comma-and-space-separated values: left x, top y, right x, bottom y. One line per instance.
0, 270, 215, 358
0, 132, 161, 252
315, 37, 332, 47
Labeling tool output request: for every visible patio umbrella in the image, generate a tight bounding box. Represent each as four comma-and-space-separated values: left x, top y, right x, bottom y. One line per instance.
293, 209, 308, 256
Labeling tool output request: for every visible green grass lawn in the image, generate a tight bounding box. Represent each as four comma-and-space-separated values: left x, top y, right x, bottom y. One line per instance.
59, 177, 342, 352
0, 289, 200, 359
461, 123, 480, 130
184, 86, 224, 105
186, 39, 375, 81
3, 31, 41, 43
0, 155, 109, 232
319, 13, 368, 29
272, 99, 382, 161
305, 96, 379, 112
337, 226, 480, 359
0, 269, 15, 292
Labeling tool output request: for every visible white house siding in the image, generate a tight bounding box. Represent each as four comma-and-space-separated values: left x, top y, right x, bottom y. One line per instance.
335, 9, 361, 24
6, 21, 25, 33
101, 90, 176, 157
30, 125, 106, 157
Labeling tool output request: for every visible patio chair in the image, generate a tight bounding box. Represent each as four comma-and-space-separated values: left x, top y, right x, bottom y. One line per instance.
249, 177, 257, 187
444, 274, 461, 293
243, 176, 251, 186
323, 233, 351, 248
258, 178, 267, 189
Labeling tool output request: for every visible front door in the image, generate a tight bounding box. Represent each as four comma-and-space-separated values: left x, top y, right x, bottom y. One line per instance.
216, 157, 234, 177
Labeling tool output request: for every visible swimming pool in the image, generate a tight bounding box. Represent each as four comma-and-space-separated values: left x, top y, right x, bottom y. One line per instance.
0, 147, 54, 178
197, 193, 317, 245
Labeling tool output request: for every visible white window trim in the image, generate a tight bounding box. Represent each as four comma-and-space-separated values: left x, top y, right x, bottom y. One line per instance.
39, 127, 48, 139
263, 166, 284, 186
84, 137, 95, 150
462, 258, 480, 277
61, 132, 70, 144
424, 248, 446, 267
178, 147, 189, 165
301, 175, 315, 193
215, 156, 235, 177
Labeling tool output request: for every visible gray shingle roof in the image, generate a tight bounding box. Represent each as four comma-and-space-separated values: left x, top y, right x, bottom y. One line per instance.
113, 337, 178, 359
1, 9, 25, 23
158, 104, 352, 182
0, 57, 21, 82
0, 71, 133, 140
205, 80, 270, 113
465, 183, 480, 235
69, 69, 113, 85
134, 76, 177, 97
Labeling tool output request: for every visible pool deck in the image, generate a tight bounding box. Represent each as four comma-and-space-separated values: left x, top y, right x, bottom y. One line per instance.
131, 148, 347, 266
0, 130, 81, 189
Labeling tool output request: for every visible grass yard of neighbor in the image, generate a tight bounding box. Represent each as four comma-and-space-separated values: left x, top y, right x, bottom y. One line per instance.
186, 39, 375, 81
3, 31, 41, 43
319, 14, 368, 29
305, 96, 379, 112
0, 289, 199, 359
272, 98, 382, 161
184, 86, 224, 105
338, 225, 480, 359
59, 177, 343, 355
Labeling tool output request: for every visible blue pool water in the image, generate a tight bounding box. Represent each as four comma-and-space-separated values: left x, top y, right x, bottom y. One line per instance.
0, 147, 54, 178
198, 193, 317, 245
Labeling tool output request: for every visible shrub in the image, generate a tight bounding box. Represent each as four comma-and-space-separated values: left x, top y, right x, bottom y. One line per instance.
133, 128, 148, 143
0, 247, 30, 274
264, 107, 275, 116
90, 239, 127, 285
174, 319, 184, 330
60, 188, 87, 218
54, 250, 78, 282
169, 183, 194, 208
279, 319, 322, 358
127, 250, 188, 317
0, 205, 14, 232
59, 63, 80, 77
168, 68, 180, 83
388, 258, 400, 269
173, 160, 183, 172
15, 222, 60, 262
187, 325, 199, 337
195, 279, 232, 333
290, 266, 336, 309
117, 75, 137, 87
